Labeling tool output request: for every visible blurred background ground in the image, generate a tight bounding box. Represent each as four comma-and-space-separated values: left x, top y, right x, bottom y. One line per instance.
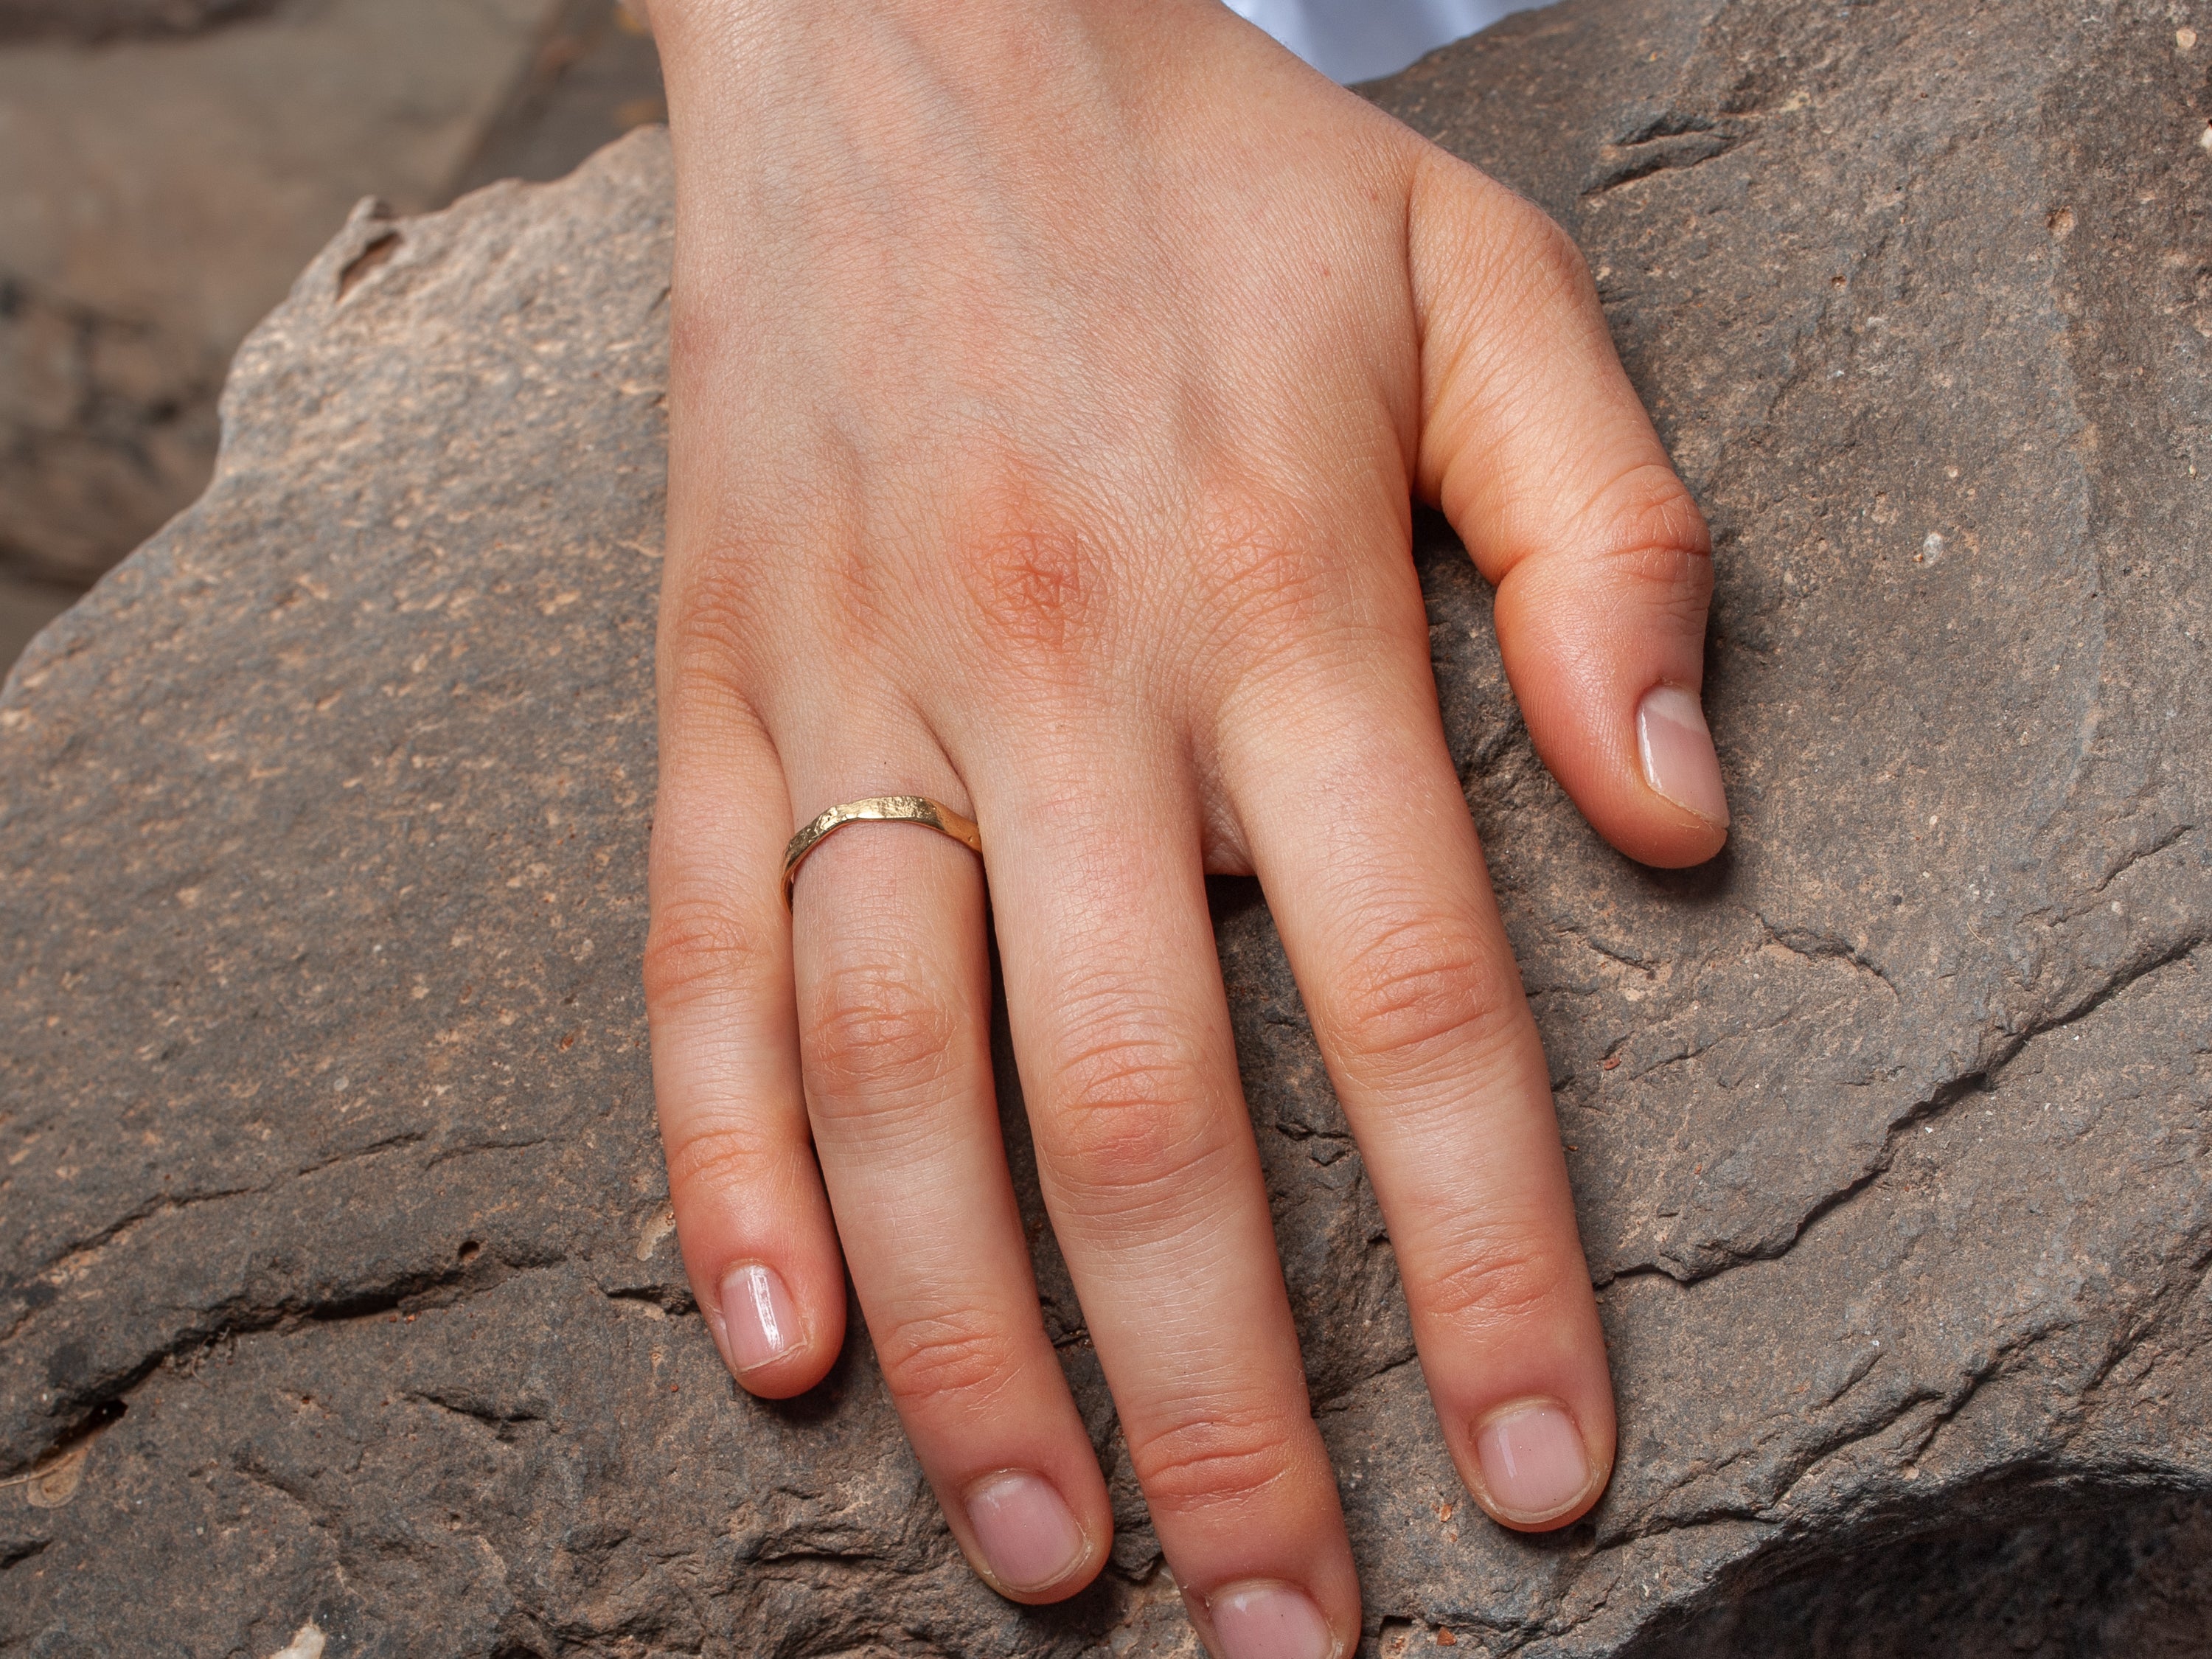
0, 0, 664, 669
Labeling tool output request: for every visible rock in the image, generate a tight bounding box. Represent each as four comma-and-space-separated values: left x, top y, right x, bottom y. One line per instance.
0, 0, 573, 588
1, 0, 2207, 1652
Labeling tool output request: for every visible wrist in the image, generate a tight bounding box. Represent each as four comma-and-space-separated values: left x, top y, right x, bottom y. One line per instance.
636, 0, 1101, 43
639, 0, 1214, 156
637, 0, 1195, 74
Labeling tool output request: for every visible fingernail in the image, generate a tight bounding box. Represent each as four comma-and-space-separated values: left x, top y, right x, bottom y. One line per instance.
1204, 1581, 1338, 1659
717, 1262, 798, 1374
1636, 684, 1729, 827
964, 1470, 1087, 1592
1474, 1399, 1593, 1523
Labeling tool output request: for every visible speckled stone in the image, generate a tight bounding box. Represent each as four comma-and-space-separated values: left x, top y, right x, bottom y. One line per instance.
2, 0, 2207, 1653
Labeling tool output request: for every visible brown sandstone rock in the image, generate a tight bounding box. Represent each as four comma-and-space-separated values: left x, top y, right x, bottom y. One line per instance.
1, 0, 2207, 1653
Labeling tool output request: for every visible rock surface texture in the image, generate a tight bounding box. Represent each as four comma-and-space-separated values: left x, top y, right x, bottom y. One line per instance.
3, 0, 2208, 1653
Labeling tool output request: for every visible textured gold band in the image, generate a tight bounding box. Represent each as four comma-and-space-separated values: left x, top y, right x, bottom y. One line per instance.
782, 795, 984, 904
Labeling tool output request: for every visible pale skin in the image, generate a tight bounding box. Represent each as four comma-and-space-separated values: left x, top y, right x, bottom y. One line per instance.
633, 2, 1729, 1655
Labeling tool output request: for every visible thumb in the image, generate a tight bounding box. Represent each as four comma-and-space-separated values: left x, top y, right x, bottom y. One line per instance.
1406, 147, 1726, 869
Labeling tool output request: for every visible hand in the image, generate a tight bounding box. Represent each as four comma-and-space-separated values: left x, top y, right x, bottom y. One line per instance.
635, 0, 1726, 1649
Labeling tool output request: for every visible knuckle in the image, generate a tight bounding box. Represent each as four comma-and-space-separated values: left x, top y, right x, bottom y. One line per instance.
1420, 1230, 1576, 1334
658, 1116, 779, 1197
1578, 465, 1715, 607
947, 467, 1101, 669
1040, 1022, 1230, 1226
874, 1305, 1027, 1416
1505, 201, 1595, 300
963, 524, 1091, 658
662, 526, 888, 694
644, 894, 768, 1015
1322, 911, 1515, 1079
661, 549, 764, 684
1492, 462, 1713, 619
1192, 490, 1331, 661
801, 957, 960, 1108
668, 287, 732, 374
1126, 1397, 1303, 1516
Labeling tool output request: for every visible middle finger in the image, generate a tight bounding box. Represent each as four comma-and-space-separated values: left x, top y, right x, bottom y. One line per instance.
981, 725, 1359, 1659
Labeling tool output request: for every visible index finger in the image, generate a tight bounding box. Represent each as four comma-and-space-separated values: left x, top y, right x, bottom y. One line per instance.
1222, 636, 1617, 1532
1411, 147, 1728, 870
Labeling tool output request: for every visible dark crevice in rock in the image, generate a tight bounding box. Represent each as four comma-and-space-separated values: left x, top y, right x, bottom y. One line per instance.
0, 1537, 52, 1572
408, 1391, 547, 1437
1623, 938, 2206, 1290
422, 1134, 552, 1169
1585, 119, 1752, 195
2087, 821, 2197, 897
22, 1132, 431, 1284
1751, 911, 1899, 998
336, 231, 403, 303
1736, 1071, 1992, 1280
1618, 1483, 2212, 1659
1317, 1349, 1424, 1414
600, 1282, 698, 1315
2023, 932, 2208, 1043
1, 1256, 560, 1480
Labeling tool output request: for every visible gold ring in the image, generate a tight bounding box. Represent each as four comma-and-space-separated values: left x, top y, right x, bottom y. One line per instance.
782, 795, 983, 903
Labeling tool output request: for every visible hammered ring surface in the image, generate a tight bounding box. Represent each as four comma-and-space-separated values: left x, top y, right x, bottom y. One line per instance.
782, 795, 984, 904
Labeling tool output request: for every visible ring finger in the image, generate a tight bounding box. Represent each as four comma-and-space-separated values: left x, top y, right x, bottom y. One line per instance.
783, 729, 1113, 1604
